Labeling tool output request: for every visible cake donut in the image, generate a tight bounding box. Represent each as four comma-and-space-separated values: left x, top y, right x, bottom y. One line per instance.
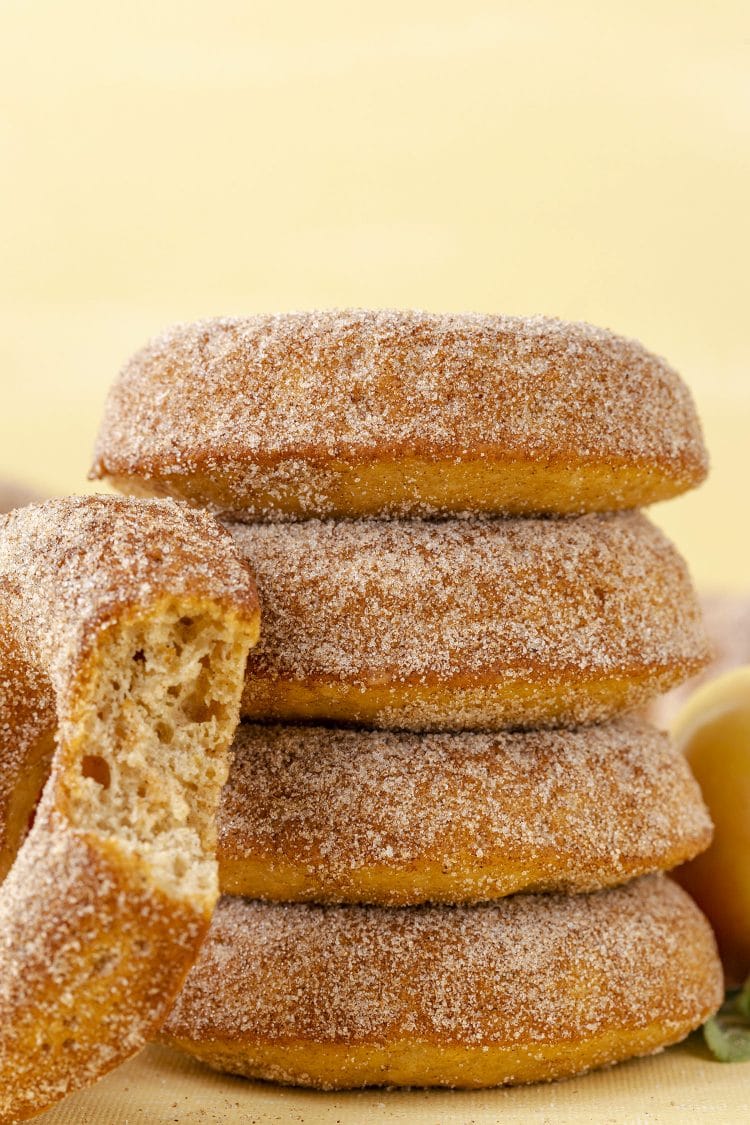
161, 877, 723, 1089
234, 512, 708, 730
217, 718, 712, 905
90, 310, 708, 521
0, 496, 260, 1123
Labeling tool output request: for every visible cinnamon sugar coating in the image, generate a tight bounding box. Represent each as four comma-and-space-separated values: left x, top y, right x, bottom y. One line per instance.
233, 512, 709, 730
0, 608, 55, 881
0, 496, 260, 1122
0, 495, 260, 886
162, 877, 723, 1089
217, 717, 712, 904
0, 495, 258, 701
91, 310, 708, 520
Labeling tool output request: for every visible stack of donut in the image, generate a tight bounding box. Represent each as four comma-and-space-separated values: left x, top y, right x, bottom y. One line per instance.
92, 310, 724, 1089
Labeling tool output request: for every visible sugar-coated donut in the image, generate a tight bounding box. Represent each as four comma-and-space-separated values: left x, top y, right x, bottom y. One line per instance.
90, 311, 708, 521
233, 512, 708, 730
217, 718, 712, 905
161, 877, 723, 1089
0, 497, 260, 1123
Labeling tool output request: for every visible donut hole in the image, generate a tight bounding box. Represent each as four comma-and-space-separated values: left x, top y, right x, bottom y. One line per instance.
67, 595, 254, 906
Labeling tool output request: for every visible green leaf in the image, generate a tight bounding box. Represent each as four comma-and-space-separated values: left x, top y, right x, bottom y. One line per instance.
736, 981, 750, 1021
704, 990, 750, 1062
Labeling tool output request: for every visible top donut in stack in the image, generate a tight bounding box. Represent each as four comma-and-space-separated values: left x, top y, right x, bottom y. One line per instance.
92, 309, 707, 522
92, 310, 710, 733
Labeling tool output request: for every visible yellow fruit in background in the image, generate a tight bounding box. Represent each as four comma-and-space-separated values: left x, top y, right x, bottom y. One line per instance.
672, 666, 750, 987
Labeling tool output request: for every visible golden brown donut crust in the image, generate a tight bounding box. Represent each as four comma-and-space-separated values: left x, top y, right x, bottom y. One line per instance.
234, 512, 708, 730
0, 605, 55, 882
217, 718, 712, 904
0, 496, 260, 1123
162, 878, 723, 1089
90, 311, 708, 521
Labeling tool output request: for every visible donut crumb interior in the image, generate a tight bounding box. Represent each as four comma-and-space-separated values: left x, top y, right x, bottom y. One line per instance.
67, 596, 249, 906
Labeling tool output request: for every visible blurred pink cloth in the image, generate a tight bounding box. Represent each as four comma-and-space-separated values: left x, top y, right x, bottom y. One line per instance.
648, 594, 750, 729
0, 480, 41, 513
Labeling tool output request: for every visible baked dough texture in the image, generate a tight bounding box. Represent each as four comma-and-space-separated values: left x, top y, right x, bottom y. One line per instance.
90, 310, 708, 521
217, 718, 712, 904
161, 877, 723, 1089
233, 512, 708, 730
0, 496, 260, 1123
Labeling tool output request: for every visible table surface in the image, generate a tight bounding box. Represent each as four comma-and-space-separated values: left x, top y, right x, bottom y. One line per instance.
35, 1040, 750, 1124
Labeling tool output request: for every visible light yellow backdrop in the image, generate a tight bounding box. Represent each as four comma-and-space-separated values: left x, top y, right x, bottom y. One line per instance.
3, 6, 750, 1120
1, 0, 748, 592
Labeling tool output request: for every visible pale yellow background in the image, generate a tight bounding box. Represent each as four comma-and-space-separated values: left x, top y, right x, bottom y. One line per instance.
2, 2, 750, 1121
1, 1, 749, 590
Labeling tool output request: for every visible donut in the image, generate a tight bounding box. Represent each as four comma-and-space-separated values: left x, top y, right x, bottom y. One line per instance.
90, 311, 708, 521
233, 512, 708, 730
217, 718, 712, 905
0, 496, 260, 1123
161, 877, 723, 1089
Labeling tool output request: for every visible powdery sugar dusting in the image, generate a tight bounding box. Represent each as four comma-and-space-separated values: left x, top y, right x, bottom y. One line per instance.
218, 717, 711, 896
0, 494, 259, 1117
0, 802, 205, 1115
0, 495, 257, 710
93, 310, 707, 472
232, 512, 707, 684
0, 607, 55, 835
164, 877, 721, 1046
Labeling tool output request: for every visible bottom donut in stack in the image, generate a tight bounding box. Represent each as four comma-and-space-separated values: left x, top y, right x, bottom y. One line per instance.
161, 721, 724, 1088
162, 879, 719, 1089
